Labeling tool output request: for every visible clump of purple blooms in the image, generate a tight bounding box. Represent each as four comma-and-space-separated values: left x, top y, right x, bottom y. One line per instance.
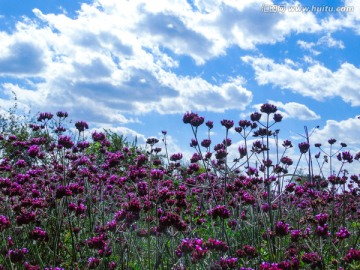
0, 105, 359, 269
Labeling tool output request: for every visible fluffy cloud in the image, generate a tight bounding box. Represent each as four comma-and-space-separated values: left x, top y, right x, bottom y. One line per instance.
0, 0, 356, 131
242, 56, 360, 106
252, 101, 320, 120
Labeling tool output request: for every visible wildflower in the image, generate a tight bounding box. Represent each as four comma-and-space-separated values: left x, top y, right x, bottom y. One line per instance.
183, 112, 198, 124
75, 121, 89, 132
342, 151, 353, 163
218, 257, 238, 269
24, 262, 41, 269
280, 156, 293, 166
215, 149, 227, 160
239, 120, 252, 128
58, 136, 74, 149
328, 138, 336, 144
55, 185, 73, 199
201, 139, 211, 148
273, 113, 283, 122
298, 142, 310, 153
282, 140, 293, 148
236, 245, 258, 258
37, 112, 53, 122
260, 103, 277, 114
190, 138, 198, 147
30, 227, 49, 242
253, 128, 272, 137
250, 112, 262, 121
87, 235, 106, 250
87, 257, 100, 269
235, 126, 243, 133
316, 224, 330, 237
56, 111, 68, 118
336, 227, 351, 240
204, 238, 229, 252
190, 116, 204, 127
238, 146, 247, 158
0, 215, 11, 231
54, 126, 66, 133
27, 145, 40, 158
170, 153, 183, 161
206, 121, 214, 129
344, 248, 360, 263
302, 252, 322, 269
290, 230, 301, 242
16, 212, 36, 226
223, 138, 232, 146
220, 119, 234, 129
151, 169, 164, 180
259, 262, 281, 270
16, 159, 27, 167
7, 248, 28, 263
275, 221, 290, 236
315, 213, 328, 225
92, 131, 106, 142
209, 205, 231, 219
146, 137, 159, 146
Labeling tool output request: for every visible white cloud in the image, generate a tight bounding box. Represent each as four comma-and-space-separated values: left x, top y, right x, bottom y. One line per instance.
320, 0, 360, 34
297, 33, 344, 55
253, 100, 320, 121
242, 56, 360, 106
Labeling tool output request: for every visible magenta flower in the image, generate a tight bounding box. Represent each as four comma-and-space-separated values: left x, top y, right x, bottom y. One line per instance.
298, 142, 310, 153
336, 227, 351, 240
75, 121, 89, 132
221, 119, 234, 129
260, 103, 277, 114
274, 221, 290, 236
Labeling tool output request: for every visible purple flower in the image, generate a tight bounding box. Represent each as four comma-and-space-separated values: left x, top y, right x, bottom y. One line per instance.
290, 230, 301, 242
273, 113, 283, 122
209, 205, 231, 219
56, 111, 68, 118
0, 215, 11, 231
250, 112, 262, 121
239, 120, 252, 128
298, 142, 310, 153
87, 257, 100, 269
58, 136, 74, 149
260, 103, 277, 114
170, 153, 183, 161
27, 145, 40, 158
92, 131, 106, 142
275, 221, 290, 236
75, 121, 89, 132
146, 137, 159, 146
190, 116, 204, 127
302, 252, 322, 268
206, 121, 213, 129
315, 213, 328, 225
201, 139, 211, 148
328, 138, 336, 144
344, 248, 360, 263
282, 140, 293, 148
37, 112, 53, 122
336, 227, 351, 240
183, 112, 198, 124
7, 248, 28, 263
220, 119, 234, 129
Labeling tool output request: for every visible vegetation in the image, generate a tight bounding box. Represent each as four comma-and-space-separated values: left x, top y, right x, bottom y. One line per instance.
0, 103, 359, 269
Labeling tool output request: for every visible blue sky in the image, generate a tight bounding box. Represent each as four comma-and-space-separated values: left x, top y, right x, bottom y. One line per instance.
0, 0, 359, 171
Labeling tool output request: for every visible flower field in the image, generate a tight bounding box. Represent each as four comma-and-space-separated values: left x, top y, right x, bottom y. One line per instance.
0, 104, 359, 269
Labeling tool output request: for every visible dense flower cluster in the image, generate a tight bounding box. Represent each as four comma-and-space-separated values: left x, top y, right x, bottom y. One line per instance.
0, 106, 359, 269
